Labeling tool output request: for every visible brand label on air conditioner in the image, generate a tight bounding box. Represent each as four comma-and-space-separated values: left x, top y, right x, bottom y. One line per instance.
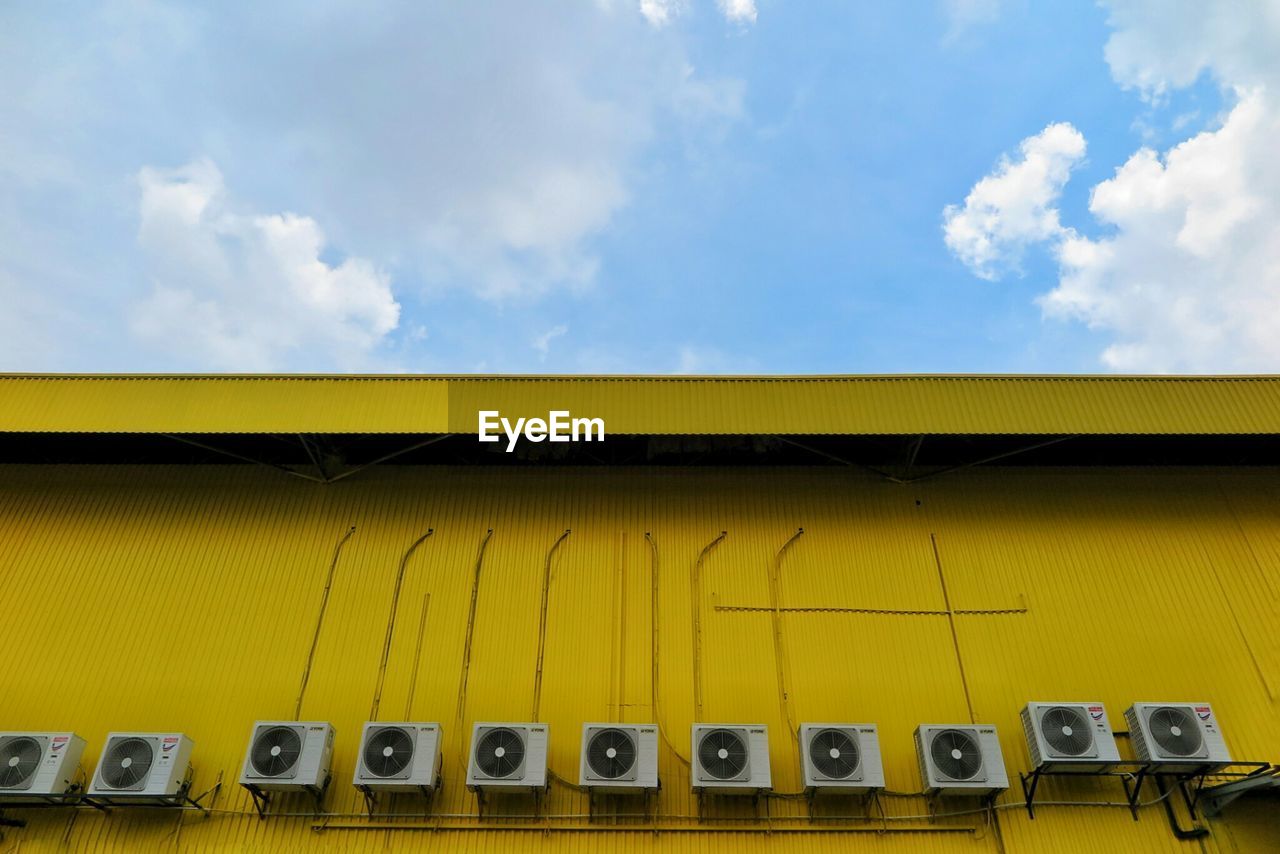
163, 737, 179, 751
1088, 705, 1105, 721
478, 410, 605, 452
1194, 706, 1212, 720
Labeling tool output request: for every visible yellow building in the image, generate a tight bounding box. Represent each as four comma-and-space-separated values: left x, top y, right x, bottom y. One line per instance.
0, 374, 1277, 852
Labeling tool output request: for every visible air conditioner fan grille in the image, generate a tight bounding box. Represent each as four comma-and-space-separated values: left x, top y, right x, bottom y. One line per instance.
363, 727, 415, 778
697, 729, 748, 781
586, 728, 637, 780
101, 737, 154, 789
0, 737, 42, 789
251, 727, 302, 777
1148, 707, 1203, 757
929, 729, 983, 781
1041, 707, 1094, 757
808, 728, 860, 779
475, 728, 525, 779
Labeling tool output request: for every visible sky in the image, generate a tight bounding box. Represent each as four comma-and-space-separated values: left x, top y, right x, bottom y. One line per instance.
2, 1, 1278, 375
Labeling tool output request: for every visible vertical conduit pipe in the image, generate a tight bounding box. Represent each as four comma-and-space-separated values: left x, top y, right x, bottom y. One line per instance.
930, 533, 976, 724
404, 592, 432, 721
294, 525, 357, 720
691, 531, 727, 723
646, 532, 690, 765
769, 528, 805, 745
532, 529, 572, 721
370, 529, 435, 721
455, 529, 493, 764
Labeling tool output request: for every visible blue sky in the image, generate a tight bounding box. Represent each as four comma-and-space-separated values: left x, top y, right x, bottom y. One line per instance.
2, 1, 1277, 374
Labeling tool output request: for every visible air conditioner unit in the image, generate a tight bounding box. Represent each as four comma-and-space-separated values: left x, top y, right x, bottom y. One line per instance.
87, 732, 194, 804
353, 722, 442, 794
0, 732, 86, 798
1125, 703, 1232, 774
915, 724, 1008, 797
466, 723, 549, 794
799, 723, 885, 795
578, 723, 659, 793
691, 724, 771, 795
1022, 702, 1121, 773
239, 721, 335, 794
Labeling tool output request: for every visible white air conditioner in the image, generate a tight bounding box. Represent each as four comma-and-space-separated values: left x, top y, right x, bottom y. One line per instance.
353, 722, 442, 794
1022, 702, 1121, 772
0, 732, 86, 798
1125, 702, 1232, 774
799, 723, 884, 795
466, 723, 549, 794
915, 724, 1008, 797
239, 721, 335, 793
88, 732, 194, 804
578, 723, 659, 793
691, 724, 771, 795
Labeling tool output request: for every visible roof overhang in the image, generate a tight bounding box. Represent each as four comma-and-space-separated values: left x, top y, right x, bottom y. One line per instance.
4, 374, 1280, 436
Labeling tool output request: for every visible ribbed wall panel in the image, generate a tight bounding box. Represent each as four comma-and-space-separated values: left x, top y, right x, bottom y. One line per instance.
4, 374, 1280, 434
0, 464, 1276, 852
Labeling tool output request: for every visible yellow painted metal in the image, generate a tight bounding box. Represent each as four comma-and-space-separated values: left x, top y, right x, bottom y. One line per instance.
0, 463, 1277, 852
4, 374, 1280, 434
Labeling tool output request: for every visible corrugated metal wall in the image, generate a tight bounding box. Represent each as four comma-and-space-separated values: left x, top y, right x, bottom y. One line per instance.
0, 464, 1276, 852
4, 374, 1280, 434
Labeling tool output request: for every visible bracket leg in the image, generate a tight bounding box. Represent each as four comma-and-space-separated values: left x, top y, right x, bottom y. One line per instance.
1019, 770, 1042, 819
359, 786, 377, 818
307, 772, 331, 815
1122, 770, 1146, 821
243, 784, 270, 819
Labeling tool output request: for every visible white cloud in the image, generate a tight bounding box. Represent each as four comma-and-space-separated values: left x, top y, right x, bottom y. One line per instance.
0, 2, 748, 373
532, 324, 569, 360
942, 123, 1086, 279
947, 3, 1280, 372
1102, 0, 1280, 99
132, 160, 399, 371
943, 0, 1001, 40
717, 0, 758, 26
1043, 89, 1280, 371
640, 0, 686, 27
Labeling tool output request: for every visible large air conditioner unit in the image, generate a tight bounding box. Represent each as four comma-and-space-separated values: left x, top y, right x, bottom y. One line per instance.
915, 724, 1008, 798
691, 724, 771, 795
0, 732, 86, 798
353, 722, 442, 794
799, 723, 885, 796
1125, 703, 1232, 774
578, 723, 659, 793
1022, 702, 1122, 773
239, 721, 335, 794
87, 732, 194, 804
466, 723, 549, 794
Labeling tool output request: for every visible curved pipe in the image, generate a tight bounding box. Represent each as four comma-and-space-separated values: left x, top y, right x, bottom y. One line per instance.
370, 528, 435, 720
646, 532, 691, 766
532, 529, 572, 721
455, 529, 493, 763
769, 528, 805, 743
294, 525, 357, 720
691, 531, 727, 723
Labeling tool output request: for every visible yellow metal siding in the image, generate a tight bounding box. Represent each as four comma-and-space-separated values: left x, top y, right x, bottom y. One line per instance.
4, 374, 1280, 434
0, 465, 1277, 852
